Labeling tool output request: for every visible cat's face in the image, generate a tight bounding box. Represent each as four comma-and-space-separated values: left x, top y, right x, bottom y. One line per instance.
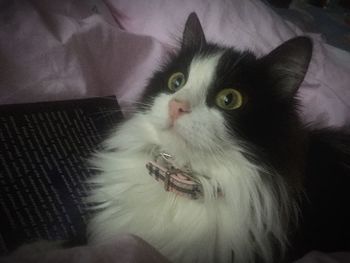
140, 13, 312, 161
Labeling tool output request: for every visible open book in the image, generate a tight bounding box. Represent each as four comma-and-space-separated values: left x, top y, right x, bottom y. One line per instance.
0, 96, 123, 255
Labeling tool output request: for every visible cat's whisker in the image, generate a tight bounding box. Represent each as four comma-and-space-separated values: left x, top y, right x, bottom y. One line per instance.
121, 99, 154, 108
95, 96, 120, 101
89, 109, 124, 115
89, 108, 144, 116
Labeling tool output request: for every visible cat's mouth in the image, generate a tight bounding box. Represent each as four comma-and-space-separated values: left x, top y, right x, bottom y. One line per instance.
165, 124, 195, 150
163, 118, 187, 139
161, 120, 213, 154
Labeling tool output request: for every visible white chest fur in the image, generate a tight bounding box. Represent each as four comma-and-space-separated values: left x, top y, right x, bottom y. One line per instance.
86, 114, 288, 263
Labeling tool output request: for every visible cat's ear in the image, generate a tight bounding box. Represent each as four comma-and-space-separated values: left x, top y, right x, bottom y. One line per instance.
260, 36, 312, 99
182, 12, 206, 50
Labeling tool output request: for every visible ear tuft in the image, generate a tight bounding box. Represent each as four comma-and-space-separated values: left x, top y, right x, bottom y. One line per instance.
182, 12, 206, 50
261, 36, 313, 99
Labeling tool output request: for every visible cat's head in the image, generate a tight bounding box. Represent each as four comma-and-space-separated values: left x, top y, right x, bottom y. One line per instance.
140, 13, 312, 165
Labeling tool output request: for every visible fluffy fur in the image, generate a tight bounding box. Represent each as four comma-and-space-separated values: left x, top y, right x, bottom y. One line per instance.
86, 13, 350, 263
87, 56, 286, 263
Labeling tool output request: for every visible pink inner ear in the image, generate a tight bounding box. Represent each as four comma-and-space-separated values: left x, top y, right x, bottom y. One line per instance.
168, 99, 191, 125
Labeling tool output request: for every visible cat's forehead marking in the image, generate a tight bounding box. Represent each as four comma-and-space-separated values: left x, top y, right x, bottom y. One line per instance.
174, 52, 223, 103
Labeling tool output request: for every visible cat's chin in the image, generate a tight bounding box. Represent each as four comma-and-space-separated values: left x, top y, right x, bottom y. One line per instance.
157, 124, 189, 148
162, 126, 187, 146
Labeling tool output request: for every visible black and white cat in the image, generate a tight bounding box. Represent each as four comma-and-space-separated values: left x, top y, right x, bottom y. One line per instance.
87, 13, 350, 263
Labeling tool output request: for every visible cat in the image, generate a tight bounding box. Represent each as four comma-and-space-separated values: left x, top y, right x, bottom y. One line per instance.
86, 13, 350, 263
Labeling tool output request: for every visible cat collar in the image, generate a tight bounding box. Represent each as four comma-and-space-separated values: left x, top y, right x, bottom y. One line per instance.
146, 152, 203, 199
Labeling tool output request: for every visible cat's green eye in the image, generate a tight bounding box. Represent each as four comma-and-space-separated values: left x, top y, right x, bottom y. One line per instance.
215, 89, 243, 110
168, 72, 186, 91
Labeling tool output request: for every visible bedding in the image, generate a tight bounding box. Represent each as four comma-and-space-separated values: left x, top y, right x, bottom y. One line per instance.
0, 235, 171, 263
1, 0, 350, 262
1, 235, 349, 263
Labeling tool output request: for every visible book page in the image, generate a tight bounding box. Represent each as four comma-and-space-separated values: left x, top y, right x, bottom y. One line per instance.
0, 97, 123, 254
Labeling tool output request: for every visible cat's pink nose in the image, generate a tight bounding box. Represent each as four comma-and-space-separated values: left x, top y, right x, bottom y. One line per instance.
169, 99, 191, 124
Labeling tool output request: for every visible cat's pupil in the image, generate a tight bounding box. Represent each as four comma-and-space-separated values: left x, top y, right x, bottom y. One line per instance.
175, 75, 185, 88
174, 78, 181, 88
224, 94, 233, 105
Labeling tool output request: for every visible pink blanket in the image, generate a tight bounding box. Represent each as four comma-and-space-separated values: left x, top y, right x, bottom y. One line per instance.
1, 235, 349, 263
